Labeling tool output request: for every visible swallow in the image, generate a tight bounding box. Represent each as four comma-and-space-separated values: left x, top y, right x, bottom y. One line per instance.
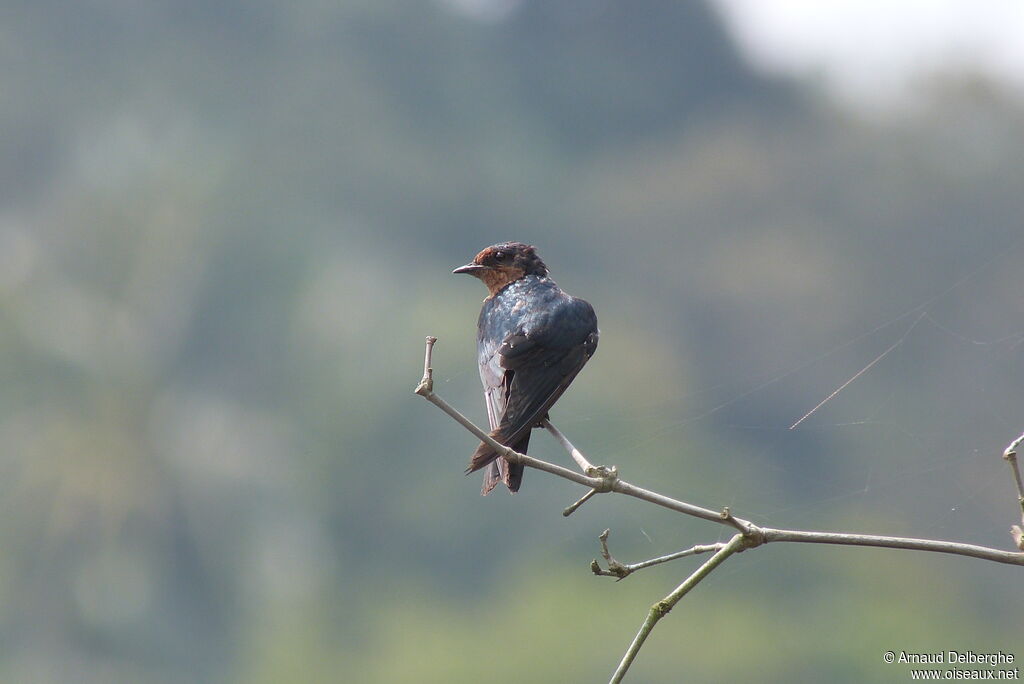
454, 242, 598, 494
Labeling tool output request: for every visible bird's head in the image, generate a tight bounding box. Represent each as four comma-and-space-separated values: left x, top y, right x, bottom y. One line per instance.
453, 242, 548, 296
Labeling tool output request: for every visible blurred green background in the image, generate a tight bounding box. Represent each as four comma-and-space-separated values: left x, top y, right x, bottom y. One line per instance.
3, 1, 1023, 682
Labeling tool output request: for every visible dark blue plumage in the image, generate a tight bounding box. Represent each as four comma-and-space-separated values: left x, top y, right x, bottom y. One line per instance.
454, 242, 598, 494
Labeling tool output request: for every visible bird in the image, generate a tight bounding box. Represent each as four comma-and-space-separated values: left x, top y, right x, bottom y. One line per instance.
454, 242, 598, 494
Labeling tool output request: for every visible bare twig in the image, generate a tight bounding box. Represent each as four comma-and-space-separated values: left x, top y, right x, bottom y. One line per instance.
591, 529, 726, 579
609, 478, 756, 527
1003, 434, 1024, 515
563, 489, 599, 517
610, 534, 749, 684
415, 335, 437, 395
758, 527, 1024, 564
1002, 433, 1024, 549
542, 420, 610, 516
591, 528, 629, 579
543, 418, 602, 475
1005, 432, 1024, 459
720, 506, 758, 537
621, 543, 727, 573
413, 336, 1024, 682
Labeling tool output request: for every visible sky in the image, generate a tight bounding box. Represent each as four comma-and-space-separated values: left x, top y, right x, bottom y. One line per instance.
712, 0, 1024, 108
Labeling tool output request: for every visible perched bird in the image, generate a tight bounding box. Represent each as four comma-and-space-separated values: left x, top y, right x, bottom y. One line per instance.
454, 242, 598, 494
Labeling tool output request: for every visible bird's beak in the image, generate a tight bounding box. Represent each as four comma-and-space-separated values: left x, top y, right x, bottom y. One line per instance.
453, 263, 485, 275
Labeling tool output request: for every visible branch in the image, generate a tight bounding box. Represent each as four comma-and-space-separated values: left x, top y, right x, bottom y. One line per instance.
414, 335, 437, 395
542, 419, 620, 516
610, 534, 749, 684
413, 336, 1024, 682
759, 528, 1024, 564
543, 418, 597, 473
591, 528, 726, 579
1002, 433, 1024, 549
563, 488, 600, 517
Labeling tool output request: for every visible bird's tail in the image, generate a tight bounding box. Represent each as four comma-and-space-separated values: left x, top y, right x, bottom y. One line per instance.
468, 430, 529, 495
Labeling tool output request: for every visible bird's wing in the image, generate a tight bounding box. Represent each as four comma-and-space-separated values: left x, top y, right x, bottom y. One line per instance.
478, 333, 517, 493
495, 297, 598, 443
479, 335, 509, 431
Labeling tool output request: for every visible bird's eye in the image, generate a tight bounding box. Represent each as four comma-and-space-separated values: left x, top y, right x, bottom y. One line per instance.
494, 251, 506, 262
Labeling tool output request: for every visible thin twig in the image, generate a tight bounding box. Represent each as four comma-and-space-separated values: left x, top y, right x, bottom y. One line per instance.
609, 534, 748, 684
759, 528, 1024, 564
591, 528, 629, 579
1004, 432, 1024, 459
415, 335, 437, 395
1003, 435, 1024, 516
622, 543, 727, 573
610, 479, 752, 527
543, 418, 597, 473
563, 489, 599, 517
1002, 434, 1024, 549
591, 529, 726, 579
545, 419, 610, 516
720, 506, 755, 536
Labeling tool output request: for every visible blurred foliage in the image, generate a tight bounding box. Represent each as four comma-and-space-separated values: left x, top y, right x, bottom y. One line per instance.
1, 1, 1023, 682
